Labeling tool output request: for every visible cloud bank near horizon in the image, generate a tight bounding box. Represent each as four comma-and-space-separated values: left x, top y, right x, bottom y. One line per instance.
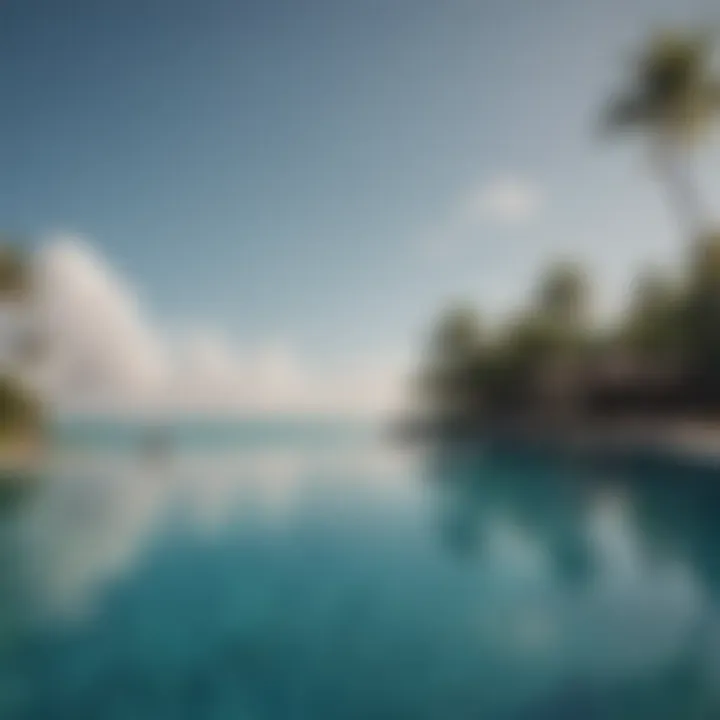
29, 236, 408, 418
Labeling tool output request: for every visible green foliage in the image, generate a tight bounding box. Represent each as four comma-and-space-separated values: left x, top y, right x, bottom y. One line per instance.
679, 234, 720, 377
427, 304, 482, 364
605, 31, 720, 239
0, 245, 30, 300
422, 304, 483, 415
0, 375, 42, 440
0, 243, 45, 443
535, 261, 590, 329
623, 268, 683, 357
606, 30, 720, 142
419, 28, 720, 422
421, 279, 591, 419
420, 239, 720, 419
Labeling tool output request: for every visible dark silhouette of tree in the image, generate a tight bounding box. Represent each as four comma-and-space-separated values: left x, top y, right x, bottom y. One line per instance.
422, 304, 483, 418
0, 244, 44, 449
605, 31, 720, 239
623, 267, 682, 358
535, 261, 590, 331
0, 245, 31, 301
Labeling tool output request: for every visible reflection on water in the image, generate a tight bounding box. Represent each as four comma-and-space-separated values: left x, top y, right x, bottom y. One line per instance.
1, 427, 720, 717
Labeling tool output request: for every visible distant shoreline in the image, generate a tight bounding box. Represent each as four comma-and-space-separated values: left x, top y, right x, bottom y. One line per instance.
390, 417, 720, 470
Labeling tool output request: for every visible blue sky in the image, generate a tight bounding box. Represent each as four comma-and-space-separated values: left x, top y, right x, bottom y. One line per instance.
3, 0, 720, 367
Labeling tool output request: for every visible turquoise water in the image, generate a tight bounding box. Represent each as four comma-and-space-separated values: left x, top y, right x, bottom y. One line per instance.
2, 422, 720, 718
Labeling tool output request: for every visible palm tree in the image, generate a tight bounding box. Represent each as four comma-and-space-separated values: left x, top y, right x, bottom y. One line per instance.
623, 267, 682, 357
605, 31, 720, 240
681, 233, 720, 389
0, 374, 41, 441
429, 304, 481, 365
0, 244, 45, 451
423, 304, 483, 416
0, 244, 43, 365
0, 245, 31, 301
535, 261, 590, 331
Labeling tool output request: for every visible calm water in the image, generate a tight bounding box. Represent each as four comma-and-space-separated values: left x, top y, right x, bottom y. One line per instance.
2, 421, 720, 718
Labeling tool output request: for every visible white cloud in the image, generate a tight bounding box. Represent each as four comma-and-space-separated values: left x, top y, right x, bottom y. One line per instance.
25, 235, 407, 418
465, 178, 543, 225
422, 175, 544, 257
34, 239, 168, 408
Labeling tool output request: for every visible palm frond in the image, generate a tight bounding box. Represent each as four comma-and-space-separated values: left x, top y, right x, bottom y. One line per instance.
605, 30, 720, 140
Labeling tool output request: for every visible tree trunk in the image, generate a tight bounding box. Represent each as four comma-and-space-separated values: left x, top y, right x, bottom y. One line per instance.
653, 139, 707, 243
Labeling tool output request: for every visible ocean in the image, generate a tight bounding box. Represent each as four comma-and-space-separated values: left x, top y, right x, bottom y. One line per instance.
0, 419, 719, 718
